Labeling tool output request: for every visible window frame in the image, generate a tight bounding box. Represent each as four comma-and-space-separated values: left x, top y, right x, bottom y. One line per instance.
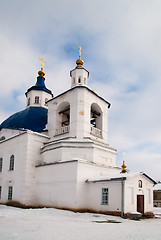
8, 186, 13, 200
138, 180, 142, 188
9, 155, 14, 171
35, 96, 39, 104
101, 188, 109, 205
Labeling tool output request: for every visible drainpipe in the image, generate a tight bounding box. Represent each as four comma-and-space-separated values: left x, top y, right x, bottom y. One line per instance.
121, 179, 125, 218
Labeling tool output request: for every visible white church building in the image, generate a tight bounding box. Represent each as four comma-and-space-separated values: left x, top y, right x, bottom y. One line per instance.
0, 50, 156, 217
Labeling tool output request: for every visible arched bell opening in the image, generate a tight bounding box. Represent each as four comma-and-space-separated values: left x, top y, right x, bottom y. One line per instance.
55, 102, 70, 135
90, 103, 102, 138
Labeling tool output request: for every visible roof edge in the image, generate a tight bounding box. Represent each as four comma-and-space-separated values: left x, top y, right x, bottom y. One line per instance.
70, 66, 89, 77
47, 85, 111, 108
142, 172, 157, 185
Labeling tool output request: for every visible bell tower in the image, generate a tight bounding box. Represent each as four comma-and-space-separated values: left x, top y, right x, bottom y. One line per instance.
45, 48, 116, 167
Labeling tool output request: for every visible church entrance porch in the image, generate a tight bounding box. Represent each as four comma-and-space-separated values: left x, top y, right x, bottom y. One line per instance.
137, 195, 144, 214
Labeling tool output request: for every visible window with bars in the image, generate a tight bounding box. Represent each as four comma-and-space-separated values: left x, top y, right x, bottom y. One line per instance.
101, 188, 109, 205
9, 155, 14, 171
0, 158, 3, 172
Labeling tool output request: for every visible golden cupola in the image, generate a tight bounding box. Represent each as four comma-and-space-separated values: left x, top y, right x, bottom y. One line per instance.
121, 152, 127, 173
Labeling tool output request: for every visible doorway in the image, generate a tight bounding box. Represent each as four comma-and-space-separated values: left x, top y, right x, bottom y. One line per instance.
137, 195, 144, 214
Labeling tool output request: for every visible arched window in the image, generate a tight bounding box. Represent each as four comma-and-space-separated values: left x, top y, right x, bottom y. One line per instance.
84, 77, 87, 85
138, 180, 142, 188
78, 77, 81, 83
35, 96, 39, 104
9, 155, 14, 171
0, 158, 3, 172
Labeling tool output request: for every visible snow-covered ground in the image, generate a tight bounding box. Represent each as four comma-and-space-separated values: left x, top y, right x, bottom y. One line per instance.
0, 205, 161, 240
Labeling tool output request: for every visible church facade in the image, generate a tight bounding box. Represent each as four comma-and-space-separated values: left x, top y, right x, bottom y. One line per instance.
0, 51, 156, 217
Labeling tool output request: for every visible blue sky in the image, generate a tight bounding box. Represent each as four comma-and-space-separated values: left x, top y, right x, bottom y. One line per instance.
0, 0, 161, 181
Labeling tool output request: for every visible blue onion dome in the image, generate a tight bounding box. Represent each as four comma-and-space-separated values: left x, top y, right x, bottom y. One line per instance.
25, 75, 53, 96
0, 107, 48, 132
0, 60, 52, 133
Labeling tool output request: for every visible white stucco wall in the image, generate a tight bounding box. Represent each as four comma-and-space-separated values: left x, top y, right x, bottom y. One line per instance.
0, 128, 25, 140
41, 140, 116, 166
34, 161, 78, 209
41, 140, 94, 164
34, 160, 121, 210
86, 181, 122, 213
0, 130, 48, 205
22, 132, 49, 204
0, 132, 29, 203
75, 161, 121, 209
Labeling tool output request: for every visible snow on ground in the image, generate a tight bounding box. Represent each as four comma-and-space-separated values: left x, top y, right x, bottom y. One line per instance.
0, 205, 161, 240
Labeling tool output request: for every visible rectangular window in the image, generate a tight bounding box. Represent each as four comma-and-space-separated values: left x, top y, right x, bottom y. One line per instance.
102, 188, 109, 205
35, 96, 39, 104
8, 186, 13, 200
0, 158, 3, 172
0, 186, 2, 199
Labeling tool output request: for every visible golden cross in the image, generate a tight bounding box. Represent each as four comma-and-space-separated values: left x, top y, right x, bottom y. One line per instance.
40, 57, 46, 69
78, 46, 83, 59
123, 152, 125, 161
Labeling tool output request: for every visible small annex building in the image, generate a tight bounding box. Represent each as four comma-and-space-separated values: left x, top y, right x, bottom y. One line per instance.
0, 51, 156, 217
153, 183, 161, 207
